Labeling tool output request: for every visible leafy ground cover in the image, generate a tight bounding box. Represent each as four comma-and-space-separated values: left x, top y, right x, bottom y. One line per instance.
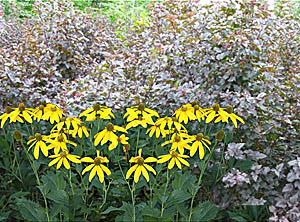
0, 0, 300, 221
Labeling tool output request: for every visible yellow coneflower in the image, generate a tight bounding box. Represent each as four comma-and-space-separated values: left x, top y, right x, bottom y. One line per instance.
126, 149, 157, 183
81, 150, 111, 183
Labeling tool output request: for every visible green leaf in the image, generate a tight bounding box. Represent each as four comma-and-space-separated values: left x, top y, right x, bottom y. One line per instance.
101, 201, 133, 217
0, 136, 9, 151
172, 171, 197, 192
47, 190, 69, 205
227, 211, 248, 221
16, 198, 47, 221
191, 201, 219, 222
224, 130, 233, 145
142, 204, 160, 218
234, 160, 254, 172
165, 190, 191, 208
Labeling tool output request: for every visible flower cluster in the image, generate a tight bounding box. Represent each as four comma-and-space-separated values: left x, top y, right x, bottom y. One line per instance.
0, 102, 244, 183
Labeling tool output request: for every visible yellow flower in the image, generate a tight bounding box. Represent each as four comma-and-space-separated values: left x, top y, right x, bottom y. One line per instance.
9, 103, 34, 124
108, 134, 129, 151
157, 150, 190, 169
79, 104, 115, 121
162, 134, 192, 155
123, 103, 159, 122
0, 106, 14, 128
203, 104, 229, 124
48, 150, 81, 169
70, 124, 89, 138
47, 134, 77, 154
51, 117, 82, 132
32, 102, 47, 122
146, 123, 166, 138
173, 104, 196, 124
192, 102, 206, 122
94, 122, 127, 147
126, 149, 157, 183
156, 116, 187, 133
125, 115, 154, 130
81, 150, 111, 183
42, 104, 64, 124
224, 106, 245, 128
27, 133, 49, 159
190, 133, 211, 159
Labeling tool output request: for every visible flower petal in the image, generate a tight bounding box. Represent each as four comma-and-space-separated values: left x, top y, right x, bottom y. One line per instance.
134, 166, 142, 183
96, 165, 104, 183
89, 165, 97, 182
126, 164, 138, 179
141, 166, 149, 182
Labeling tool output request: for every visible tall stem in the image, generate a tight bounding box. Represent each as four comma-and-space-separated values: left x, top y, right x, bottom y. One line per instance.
68, 169, 75, 222
21, 141, 50, 222
160, 168, 170, 217
135, 126, 140, 156
188, 140, 218, 222
118, 161, 136, 222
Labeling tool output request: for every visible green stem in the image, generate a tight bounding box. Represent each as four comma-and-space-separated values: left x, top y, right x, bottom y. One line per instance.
188, 140, 218, 222
135, 126, 140, 156
130, 182, 136, 222
118, 161, 136, 222
68, 169, 75, 222
99, 180, 111, 212
21, 141, 50, 222
160, 168, 170, 218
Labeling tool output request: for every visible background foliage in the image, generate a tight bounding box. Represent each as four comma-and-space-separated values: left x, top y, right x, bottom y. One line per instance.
0, 0, 300, 221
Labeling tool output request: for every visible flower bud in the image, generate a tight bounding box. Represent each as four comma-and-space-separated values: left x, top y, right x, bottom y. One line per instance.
13, 130, 23, 142
225, 105, 233, 114
215, 130, 224, 141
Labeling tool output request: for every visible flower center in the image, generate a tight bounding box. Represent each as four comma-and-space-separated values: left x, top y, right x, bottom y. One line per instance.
172, 117, 177, 122
138, 103, 145, 111
137, 157, 144, 165
39, 105, 45, 110
204, 136, 209, 140
61, 117, 67, 122
51, 106, 57, 112
106, 123, 114, 131
60, 151, 67, 158
213, 104, 220, 112
94, 157, 102, 166
57, 135, 64, 142
225, 105, 233, 114
18, 103, 25, 112
35, 133, 42, 141
181, 106, 188, 112
192, 100, 198, 106
170, 151, 178, 158
5, 106, 12, 114
175, 135, 181, 142
41, 101, 47, 106
93, 104, 101, 111
194, 104, 199, 110
138, 116, 143, 121
196, 133, 203, 141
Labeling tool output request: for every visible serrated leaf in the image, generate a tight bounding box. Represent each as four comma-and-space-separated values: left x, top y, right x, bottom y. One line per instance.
191, 201, 219, 221
165, 190, 191, 208
47, 190, 69, 205
16, 198, 47, 221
